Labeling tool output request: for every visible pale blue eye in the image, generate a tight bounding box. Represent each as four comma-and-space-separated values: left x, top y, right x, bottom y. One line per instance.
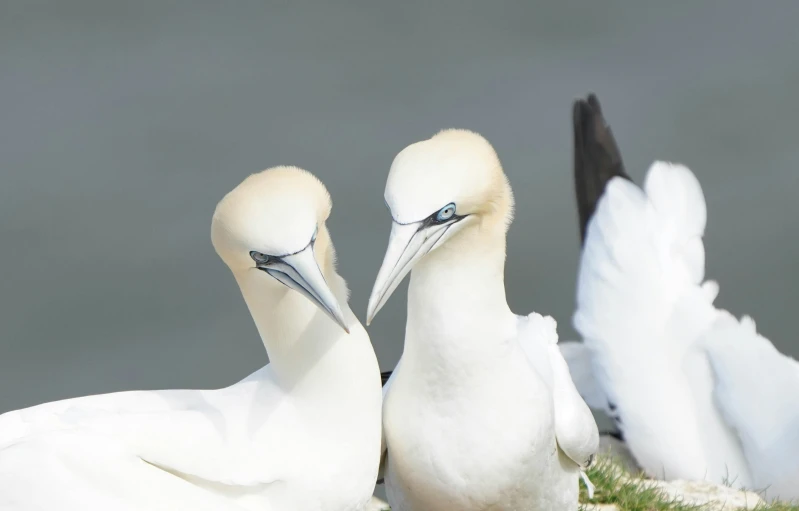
250, 251, 272, 265
436, 203, 456, 222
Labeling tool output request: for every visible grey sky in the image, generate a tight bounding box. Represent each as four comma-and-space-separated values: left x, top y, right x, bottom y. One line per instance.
1, 0, 797, 413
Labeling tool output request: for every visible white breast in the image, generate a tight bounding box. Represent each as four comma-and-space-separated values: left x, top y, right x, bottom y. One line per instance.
383, 343, 577, 511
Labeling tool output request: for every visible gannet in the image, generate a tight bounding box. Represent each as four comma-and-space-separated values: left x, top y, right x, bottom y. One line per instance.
366, 130, 599, 511
562, 94, 799, 498
702, 315, 799, 499
0, 166, 383, 510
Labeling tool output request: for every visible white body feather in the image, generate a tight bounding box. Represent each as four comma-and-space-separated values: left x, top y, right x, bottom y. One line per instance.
370, 129, 598, 510
383, 246, 598, 511
0, 290, 382, 511
573, 163, 750, 483
703, 314, 799, 497
569, 161, 799, 497
0, 167, 384, 510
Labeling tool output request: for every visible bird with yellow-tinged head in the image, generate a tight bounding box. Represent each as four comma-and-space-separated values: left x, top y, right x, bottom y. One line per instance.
211, 165, 349, 333
367, 129, 515, 324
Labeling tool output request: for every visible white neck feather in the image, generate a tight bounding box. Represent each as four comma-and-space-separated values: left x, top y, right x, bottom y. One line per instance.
233, 264, 377, 396
404, 222, 516, 373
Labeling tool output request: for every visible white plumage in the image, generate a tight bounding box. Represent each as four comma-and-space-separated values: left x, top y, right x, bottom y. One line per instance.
703, 313, 799, 495
368, 130, 598, 511
0, 166, 383, 510
565, 95, 799, 500
574, 162, 752, 484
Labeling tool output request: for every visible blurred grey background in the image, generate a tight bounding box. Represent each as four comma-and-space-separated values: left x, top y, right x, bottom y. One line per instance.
1, 0, 798, 414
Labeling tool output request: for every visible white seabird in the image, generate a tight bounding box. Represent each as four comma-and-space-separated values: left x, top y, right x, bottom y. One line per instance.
0, 166, 383, 510
562, 94, 799, 499
367, 130, 599, 511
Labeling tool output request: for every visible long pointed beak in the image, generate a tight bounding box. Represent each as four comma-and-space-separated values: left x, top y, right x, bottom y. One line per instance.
264, 245, 350, 333
366, 221, 450, 325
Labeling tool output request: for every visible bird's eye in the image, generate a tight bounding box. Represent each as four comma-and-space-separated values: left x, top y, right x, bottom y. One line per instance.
436, 203, 456, 222
311, 225, 318, 243
250, 251, 272, 265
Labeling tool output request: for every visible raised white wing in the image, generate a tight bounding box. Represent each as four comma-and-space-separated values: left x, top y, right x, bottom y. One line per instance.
702, 314, 799, 498
570, 95, 756, 485
574, 161, 752, 484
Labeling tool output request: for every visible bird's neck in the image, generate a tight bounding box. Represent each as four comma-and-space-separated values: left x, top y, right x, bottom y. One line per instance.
404, 222, 516, 366
234, 263, 374, 391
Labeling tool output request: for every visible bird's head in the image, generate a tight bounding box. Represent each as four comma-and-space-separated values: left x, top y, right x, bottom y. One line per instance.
367, 129, 513, 324
212, 166, 348, 332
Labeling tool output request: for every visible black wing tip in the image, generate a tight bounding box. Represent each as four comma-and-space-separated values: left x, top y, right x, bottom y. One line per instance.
571, 98, 590, 139
586, 93, 602, 114
572, 93, 631, 244
571, 92, 603, 127
381, 370, 392, 386
572, 93, 609, 149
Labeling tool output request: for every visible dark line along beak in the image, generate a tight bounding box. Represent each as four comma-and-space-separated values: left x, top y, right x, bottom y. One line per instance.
366, 218, 456, 325
258, 244, 350, 333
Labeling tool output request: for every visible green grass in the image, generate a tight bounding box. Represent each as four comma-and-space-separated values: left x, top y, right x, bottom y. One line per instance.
578, 459, 701, 510
375, 457, 799, 510
579, 459, 799, 511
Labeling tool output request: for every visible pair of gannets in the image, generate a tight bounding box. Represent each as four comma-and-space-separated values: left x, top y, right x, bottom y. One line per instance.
0, 133, 599, 509
561, 94, 799, 500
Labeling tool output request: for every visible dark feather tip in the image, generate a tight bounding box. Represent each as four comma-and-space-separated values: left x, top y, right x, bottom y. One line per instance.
572, 93, 632, 245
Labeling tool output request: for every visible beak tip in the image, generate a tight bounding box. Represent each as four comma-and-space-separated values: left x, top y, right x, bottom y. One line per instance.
333, 311, 350, 334
366, 298, 378, 327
